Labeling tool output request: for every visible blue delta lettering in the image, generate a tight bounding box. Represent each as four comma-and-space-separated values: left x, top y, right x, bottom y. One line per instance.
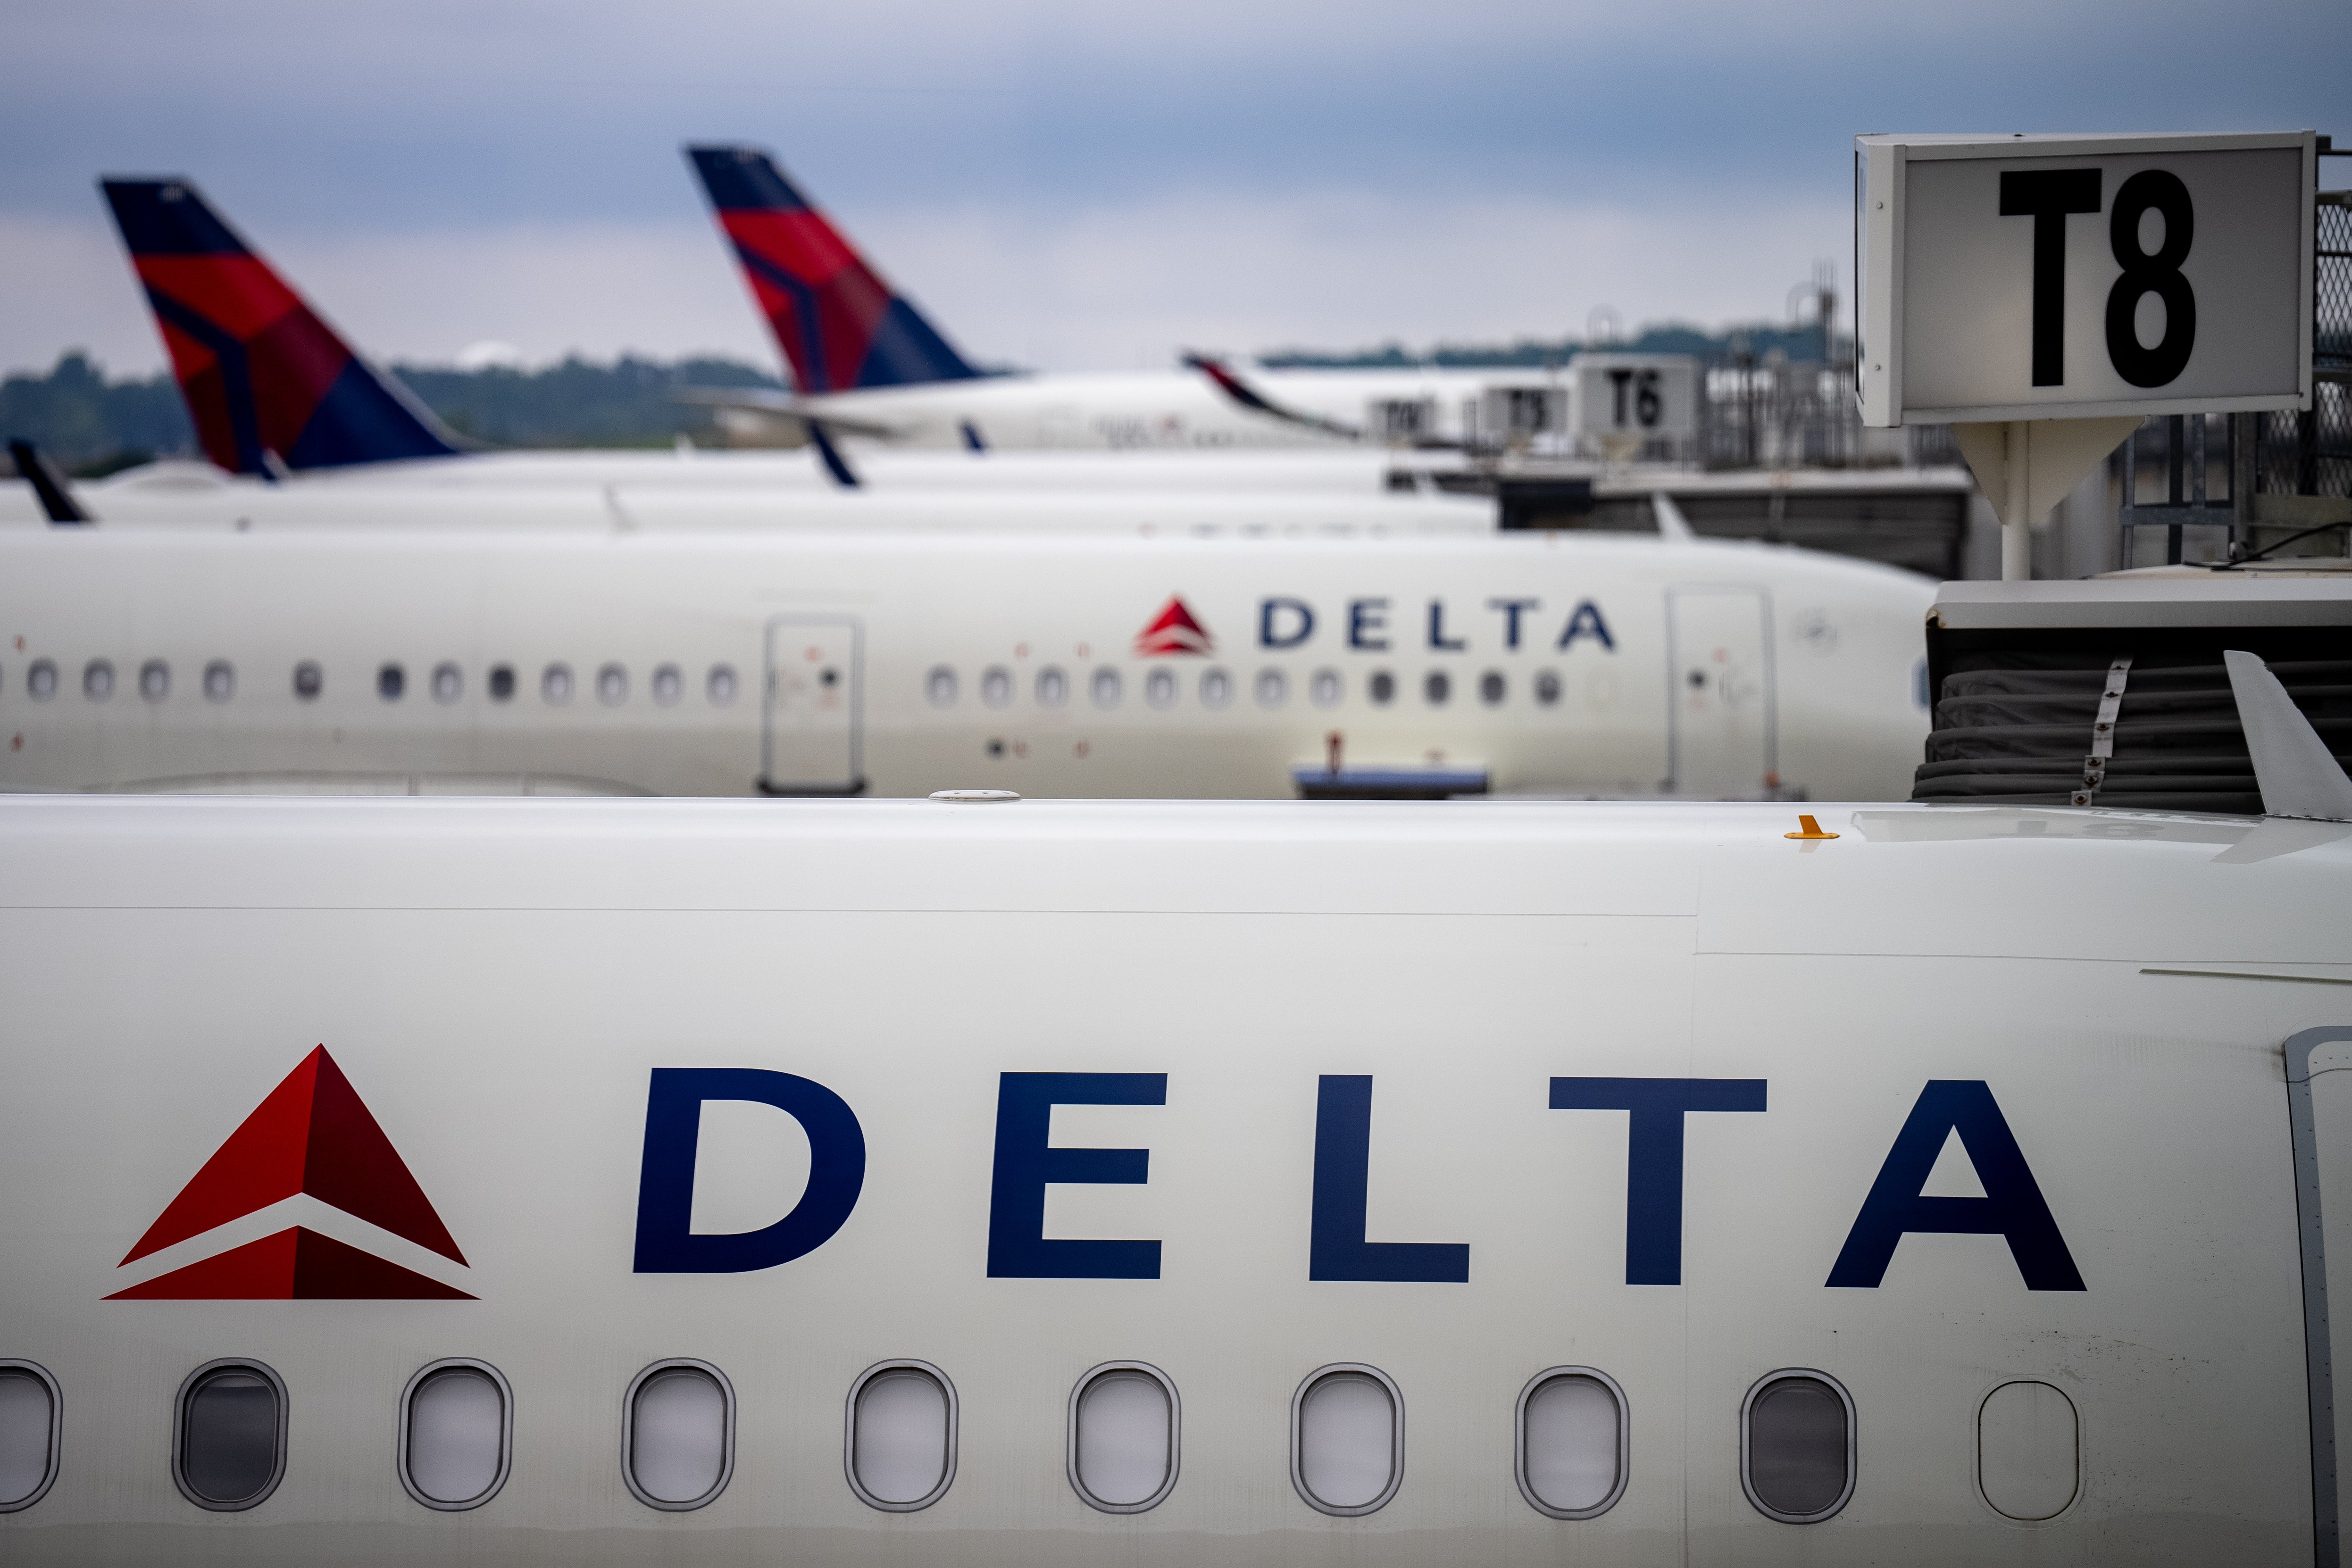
1261, 597, 1613, 654
632, 1073, 2079, 1291
633, 1068, 867, 1273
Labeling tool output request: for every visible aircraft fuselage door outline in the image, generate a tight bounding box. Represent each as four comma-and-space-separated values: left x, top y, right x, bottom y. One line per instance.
1665, 585, 1776, 795
761, 615, 864, 796
2285, 1025, 2352, 1568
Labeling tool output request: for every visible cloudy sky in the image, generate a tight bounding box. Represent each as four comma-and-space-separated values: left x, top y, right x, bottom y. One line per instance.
4, 0, 2345, 378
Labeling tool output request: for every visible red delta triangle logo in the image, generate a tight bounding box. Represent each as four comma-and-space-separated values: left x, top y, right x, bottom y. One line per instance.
1135, 596, 1213, 657
107, 1046, 473, 1300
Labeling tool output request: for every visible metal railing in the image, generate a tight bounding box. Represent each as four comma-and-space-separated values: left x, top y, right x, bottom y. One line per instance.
1693, 353, 1955, 471
2114, 186, 2352, 567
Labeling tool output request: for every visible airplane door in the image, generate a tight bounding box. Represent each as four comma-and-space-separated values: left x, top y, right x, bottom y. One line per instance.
761, 616, 864, 795
1666, 587, 1776, 797
2288, 1026, 2352, 1565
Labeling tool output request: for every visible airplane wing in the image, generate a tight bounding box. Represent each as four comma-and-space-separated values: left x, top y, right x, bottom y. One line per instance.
670, 385, 903, 442
1184, 353, 1491, 453
1181, 353, 1364, 442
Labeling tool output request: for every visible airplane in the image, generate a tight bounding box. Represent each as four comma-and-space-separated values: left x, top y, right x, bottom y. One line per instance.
0, 523, 1934, 800
0, 651, 2344, 1559
26, 176, 1508, 532
682, 145, 1529, 453
0, 458, 1496, 539
90, 171, 1569, 493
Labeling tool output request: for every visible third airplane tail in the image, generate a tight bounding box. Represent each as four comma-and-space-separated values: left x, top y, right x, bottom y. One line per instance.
98, 178, 461, 477
685, 145, 980, 396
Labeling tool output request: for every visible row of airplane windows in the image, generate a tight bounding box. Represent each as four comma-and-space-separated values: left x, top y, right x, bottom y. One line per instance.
2, 660, 1572, 712
8, 658, 743, 709
0, 1357, 2079, 1526
927, 663, 1563, 711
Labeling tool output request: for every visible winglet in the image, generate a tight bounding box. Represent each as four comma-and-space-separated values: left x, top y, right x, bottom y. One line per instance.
8, 440, 93, 524
1651, 491, 1695, 542
806, 420, 860, 489
2223, 651, 2352, 822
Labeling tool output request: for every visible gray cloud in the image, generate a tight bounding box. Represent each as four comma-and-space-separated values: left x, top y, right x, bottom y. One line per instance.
3, 0, 2344, 375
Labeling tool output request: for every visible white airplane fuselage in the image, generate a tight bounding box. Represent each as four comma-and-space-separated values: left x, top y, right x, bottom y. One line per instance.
0, 528, 1931, 799
791, 367, 1506, 450
0, 794, 2344, 1564
1, 472, 1494, 537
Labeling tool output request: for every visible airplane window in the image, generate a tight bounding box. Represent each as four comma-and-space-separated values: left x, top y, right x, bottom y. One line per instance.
1309, 669, 1342, 708
1480, 671, 1506, 706
1145, 668, 1177, 709
651, 664, 684, 707
848, 1361, 957, 1512
597, 664, 628, 706
1199, 668, 1232, 710
26, 660, 56, 702
707, 664, 738, 706
378, 663, 405, 702
0, 1362, 59, 1512
488, 665, 515, 703
1292, 1366, 1401, 1516
623, 1361, 733, 1511
981, 667, 1012, 709
1069, 1364, 1177, 1514
1535, 671, 1562, 706
140, 659, 171, 703
925, 666, 958, 709
202, 660, 234, 703
1036, 667, 1069, 708
292, 661, 322, 701
1255, 669, 1288, 709
1090, 667, 1122, 709
1367, 671, 1394, 706
541, 664, 573, 705
400, 1361, 510, 1510
173, 1359, 286, 1511
431, 663, 462, 705
1741, 1371, 1853, 1523
83, 659, 113, 702
1423, 670, 1450, 706
1978, 1380, 2077, 1521
1517, 1369, 1626, 1519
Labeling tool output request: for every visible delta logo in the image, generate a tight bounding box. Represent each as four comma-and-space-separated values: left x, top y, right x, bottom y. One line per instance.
1135, 596, 1213, 657
106, 1046, 473, 1301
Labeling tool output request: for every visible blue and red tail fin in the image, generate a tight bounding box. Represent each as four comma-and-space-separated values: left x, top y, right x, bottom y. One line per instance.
685, 146, 978, 395
100, 178, 460, 475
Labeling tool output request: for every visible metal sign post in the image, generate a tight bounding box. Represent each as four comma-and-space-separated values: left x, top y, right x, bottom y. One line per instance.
1856, 132, 2316, 576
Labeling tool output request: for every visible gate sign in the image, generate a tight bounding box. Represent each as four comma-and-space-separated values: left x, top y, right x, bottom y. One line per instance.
1855, 132, 2314, 426
1571, 354, 1699, 448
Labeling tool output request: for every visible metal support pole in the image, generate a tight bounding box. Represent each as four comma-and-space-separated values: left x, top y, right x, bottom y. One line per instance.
2167, 412, 2186, 565
2121, 420, 2139, 567
2003, 419, 2032, 581
2234, 411, 2260, 554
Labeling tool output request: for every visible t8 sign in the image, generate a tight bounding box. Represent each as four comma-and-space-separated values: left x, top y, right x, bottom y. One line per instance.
1854, 131, 2315, 426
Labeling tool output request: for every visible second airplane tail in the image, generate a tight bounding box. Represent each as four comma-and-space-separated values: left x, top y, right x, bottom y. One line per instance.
686, 145, 979, 396
100, 179, 461, 476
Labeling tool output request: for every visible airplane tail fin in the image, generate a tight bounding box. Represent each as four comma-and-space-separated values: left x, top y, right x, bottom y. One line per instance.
685, 145, 979, 395
99, 178, 461, 475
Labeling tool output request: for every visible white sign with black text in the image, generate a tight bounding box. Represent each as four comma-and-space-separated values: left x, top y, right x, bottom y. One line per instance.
1855, 132, 2313, 426
1570, 354, 1699, 451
